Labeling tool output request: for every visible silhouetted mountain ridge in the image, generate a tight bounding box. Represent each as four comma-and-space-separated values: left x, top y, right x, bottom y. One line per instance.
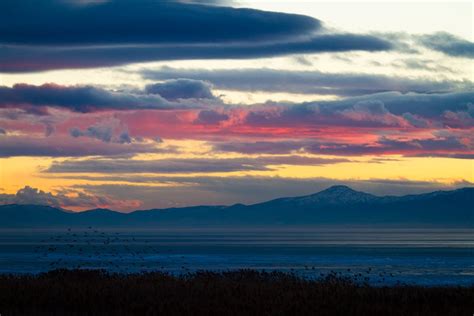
1, 186, 472, 228
259, 185, 378, 207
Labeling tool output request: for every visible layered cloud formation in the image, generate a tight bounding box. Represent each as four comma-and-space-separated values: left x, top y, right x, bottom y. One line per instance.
0, 0, 473, 210
2, 83, 472, 158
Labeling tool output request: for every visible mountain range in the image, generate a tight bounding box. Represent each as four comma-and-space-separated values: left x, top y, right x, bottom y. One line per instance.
0, 185, 472, 228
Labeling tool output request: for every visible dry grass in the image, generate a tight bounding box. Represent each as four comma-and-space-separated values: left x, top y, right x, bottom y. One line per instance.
0, 269, 472, 315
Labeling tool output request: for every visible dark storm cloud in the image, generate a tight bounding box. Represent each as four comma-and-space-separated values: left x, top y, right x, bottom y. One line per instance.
142, 67, 471, 96
46, 156, 349, 174
145, 79, 215, 100
0, 0, 392, 72
419, 32, 474, 58
1, 0, 320, 45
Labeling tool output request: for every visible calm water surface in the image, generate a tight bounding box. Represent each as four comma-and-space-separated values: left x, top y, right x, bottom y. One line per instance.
0, 228, 472, 286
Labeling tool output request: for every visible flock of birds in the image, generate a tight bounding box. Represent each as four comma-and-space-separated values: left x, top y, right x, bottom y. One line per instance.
33, 227, 185, 272
31, 227, 401, 283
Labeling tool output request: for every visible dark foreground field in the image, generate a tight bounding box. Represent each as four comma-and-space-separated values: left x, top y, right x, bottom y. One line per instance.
0, 269, 473, 316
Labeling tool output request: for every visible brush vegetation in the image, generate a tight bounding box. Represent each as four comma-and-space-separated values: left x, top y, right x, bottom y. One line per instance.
0, 269, 473, 315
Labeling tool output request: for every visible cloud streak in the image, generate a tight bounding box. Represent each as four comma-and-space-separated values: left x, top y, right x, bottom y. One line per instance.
0, 135, 166, 157
0, 83, 203, 112
46, 156, 350, 174
0, 35, 392, 73
213, 135, 474, 158
142, 67, 471, 96
419, 32, 474, 58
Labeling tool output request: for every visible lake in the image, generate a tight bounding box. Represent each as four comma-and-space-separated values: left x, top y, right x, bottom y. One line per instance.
0, 228, 472, 286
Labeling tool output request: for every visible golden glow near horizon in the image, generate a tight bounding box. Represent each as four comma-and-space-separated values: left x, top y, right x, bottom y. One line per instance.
1, 154, 472, 195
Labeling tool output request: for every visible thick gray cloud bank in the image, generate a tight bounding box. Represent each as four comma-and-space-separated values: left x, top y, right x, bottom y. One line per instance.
0, 0, 392, 72
1, 0, 319, 45
142, 67, 472, 96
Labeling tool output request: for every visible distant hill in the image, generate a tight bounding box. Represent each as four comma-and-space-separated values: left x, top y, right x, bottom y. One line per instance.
0, 186, 472, 228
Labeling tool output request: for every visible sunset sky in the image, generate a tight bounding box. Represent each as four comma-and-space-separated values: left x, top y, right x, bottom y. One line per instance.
0, 0, 473, 211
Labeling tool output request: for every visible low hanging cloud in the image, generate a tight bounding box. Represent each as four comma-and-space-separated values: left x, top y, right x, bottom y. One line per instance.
142, 67, 472, 96
0, 186, 141, 211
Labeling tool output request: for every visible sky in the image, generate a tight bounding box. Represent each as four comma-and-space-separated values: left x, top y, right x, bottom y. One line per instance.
0, 0, 473, 211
